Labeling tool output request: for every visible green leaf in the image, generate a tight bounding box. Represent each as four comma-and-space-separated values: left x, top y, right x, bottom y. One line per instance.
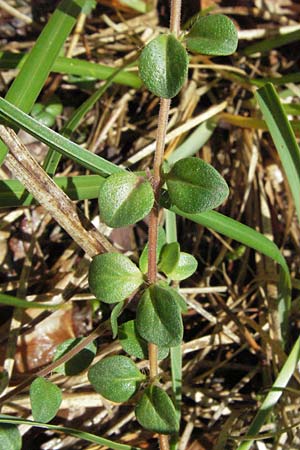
139, 226, 166, 274
0, 424, 21, 450
88, 355, 145, 403
139, 34, 189, 98
135, 385, 179, 434
31, 95, 63, 128
111, 302, 125, 339
158, 242, 180, 275
136, 284, 183, 347
99, 172, 154, 228
88, 253, 144, 303
167, 252, 198, 281
157, 281, 188, 313
118, 320, 169, 360
186, 14, 238, 56
53, 338, 96, 375
255, 83, 300, 222
30, 377, 62, 423
166, 157, 229, 214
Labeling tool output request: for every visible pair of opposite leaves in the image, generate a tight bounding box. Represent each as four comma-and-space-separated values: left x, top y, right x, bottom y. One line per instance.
99, 156, 229, 228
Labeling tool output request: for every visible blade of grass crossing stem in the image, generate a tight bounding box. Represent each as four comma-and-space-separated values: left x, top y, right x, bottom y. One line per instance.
0, 52, 142, 89
44, 62, 134, 175
165, 209, 181, 450
0, 98, 122, 176
171, 208, 291, 340
255, 82, 300, 222
0, 0, 86, 165
236, 336, 300, 450
0, 293, 60, 310
0, 415, 142, 450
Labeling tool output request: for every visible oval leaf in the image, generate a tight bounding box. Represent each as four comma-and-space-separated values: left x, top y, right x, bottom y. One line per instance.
53, 338, 97, 376
118, 320, 169, 360
139, 226, 166, 274
99, 172, 154, 228
88, 355, 145, 403
168, 252, 198, 281
30, 377, 62, 423
136, 284, 183, 347
139, 34, 189, 98
166, 157, 229, 214
89, 253, 144, 303
158, 242, 180, 275
186, 14, 238, 56
135, 385, 179, 434
0, 424, 21, 450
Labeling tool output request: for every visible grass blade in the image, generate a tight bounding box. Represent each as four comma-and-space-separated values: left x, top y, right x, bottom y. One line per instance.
0, 175, 104, 208
0, 0, 86, 165
171, 207, 291, 338
0, 98, 122, 176
243, 28, 300, 56
0, 293, 60, 310
0, 414, 142, 450
236, 336, 300, 450
0, 52, 142, 89
255, 82, 300, 221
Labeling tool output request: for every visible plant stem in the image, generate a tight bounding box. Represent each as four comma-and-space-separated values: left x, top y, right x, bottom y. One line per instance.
146, 2, 182, 449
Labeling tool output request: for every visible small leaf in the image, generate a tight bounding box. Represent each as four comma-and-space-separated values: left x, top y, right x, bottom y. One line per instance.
139, 227, 166, 274
135, 385, 179, 434
139, 34, 189, 98
118, 320, 169, 360
167, 252, 198, 281
88, 355, 145, 403
158, 242, 180, 275
166, 157, 229, 214
89, 253, 144, 303
136, 284, 183, 347
0, 424, 21, 450
186, 14, 238, 56
111, 301, 125, 338
98, 172, 154, 228
30, 377, 62, 423
53, 338, 96, 376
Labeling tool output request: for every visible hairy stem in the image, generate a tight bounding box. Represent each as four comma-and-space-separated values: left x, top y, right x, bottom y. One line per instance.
146, 1, 182, 449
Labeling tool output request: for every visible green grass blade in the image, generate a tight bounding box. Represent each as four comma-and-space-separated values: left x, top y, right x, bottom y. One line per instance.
0, 52, 142, 89
243, 28, 300, 56
0, 175, 104, 208
0, 293, 60, 310
167, 120, 216, 165
165, 210, 181, 450
170, 208, 291, 337
0, 415, 142, 450
255, 82, 300, 222
0, 97, 122, 176
5, 0, 86, 111
236, 336, 300, 450
120, 0, 147, 13
44, 62, 133, 175
0, 0, 86, 166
